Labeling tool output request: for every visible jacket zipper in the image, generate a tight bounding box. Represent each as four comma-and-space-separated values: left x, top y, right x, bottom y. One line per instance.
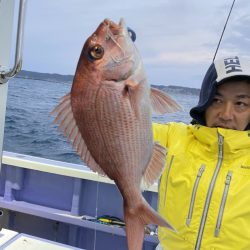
163, 155, 174, 206
186, 164, 205, 227
214, 171, 233, 237
195, 134, 224, 250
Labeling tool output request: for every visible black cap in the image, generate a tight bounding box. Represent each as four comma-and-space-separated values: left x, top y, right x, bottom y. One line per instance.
190, 56, 250, 127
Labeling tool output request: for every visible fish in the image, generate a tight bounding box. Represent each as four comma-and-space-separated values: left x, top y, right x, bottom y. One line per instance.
51, 18, 181, 250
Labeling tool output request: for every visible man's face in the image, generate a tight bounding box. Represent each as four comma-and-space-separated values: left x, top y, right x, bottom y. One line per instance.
205, 80, 250, 130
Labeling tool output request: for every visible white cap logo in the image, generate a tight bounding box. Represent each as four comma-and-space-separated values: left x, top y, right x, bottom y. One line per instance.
224, 56, 242, 74
215, 56, 250, 82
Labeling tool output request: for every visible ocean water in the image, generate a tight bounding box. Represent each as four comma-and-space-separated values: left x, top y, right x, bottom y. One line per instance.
3, 78, 199, 165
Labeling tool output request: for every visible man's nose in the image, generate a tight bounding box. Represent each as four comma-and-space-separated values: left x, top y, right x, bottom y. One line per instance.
219, 102, 234, 120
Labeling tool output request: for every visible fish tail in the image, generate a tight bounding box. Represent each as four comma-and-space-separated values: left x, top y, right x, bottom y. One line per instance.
124, 197, 174, 250
124, 206, 145, 250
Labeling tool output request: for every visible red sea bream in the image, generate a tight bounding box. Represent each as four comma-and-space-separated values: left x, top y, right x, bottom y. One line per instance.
52, 18, 180, 250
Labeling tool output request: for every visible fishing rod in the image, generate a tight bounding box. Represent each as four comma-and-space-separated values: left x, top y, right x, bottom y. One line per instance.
212, 0, 236, 62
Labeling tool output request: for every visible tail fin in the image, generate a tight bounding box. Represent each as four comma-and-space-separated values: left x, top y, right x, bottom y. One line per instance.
124, 197, 174, 250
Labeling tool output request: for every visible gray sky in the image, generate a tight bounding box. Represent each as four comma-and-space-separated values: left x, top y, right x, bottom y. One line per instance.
22, 0, 250, 88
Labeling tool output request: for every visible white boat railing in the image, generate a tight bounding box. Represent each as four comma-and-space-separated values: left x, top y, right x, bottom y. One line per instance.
0, 0, 27, 170
2, 151, 158, 193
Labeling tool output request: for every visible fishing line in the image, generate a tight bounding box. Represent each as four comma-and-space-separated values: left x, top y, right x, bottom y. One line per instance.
212, 0, 236, 62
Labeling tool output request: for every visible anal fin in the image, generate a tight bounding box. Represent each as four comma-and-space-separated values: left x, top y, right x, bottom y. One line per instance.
141, 142, 167, 190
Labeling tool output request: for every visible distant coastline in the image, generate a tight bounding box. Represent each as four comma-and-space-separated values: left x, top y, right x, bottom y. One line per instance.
16, 70, 200, 96
16, 70, 73, 83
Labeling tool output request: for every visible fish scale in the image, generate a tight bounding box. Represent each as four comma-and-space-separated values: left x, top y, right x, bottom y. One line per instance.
101, 89, 148, 178
87, 85, 146, 180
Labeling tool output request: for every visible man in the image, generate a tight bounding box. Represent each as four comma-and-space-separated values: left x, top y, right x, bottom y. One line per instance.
154, 56, 250, 250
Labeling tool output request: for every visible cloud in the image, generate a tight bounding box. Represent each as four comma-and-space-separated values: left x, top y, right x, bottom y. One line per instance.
22, 0, 250, 87
143, 50, 212, 65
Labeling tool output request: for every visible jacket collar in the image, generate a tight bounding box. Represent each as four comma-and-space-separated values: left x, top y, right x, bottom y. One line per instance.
190, 125, 250, 156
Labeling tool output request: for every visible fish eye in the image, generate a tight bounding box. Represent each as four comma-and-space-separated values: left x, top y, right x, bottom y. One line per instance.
88, 44, 104, 60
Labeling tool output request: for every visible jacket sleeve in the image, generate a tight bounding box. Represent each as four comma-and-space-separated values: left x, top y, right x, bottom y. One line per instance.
152, 122, 171, 148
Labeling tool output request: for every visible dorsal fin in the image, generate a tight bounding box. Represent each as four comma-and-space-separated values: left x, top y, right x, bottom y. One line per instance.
51, 94, 106, 176
150, 87, 182, 114
140, 142, 167, 191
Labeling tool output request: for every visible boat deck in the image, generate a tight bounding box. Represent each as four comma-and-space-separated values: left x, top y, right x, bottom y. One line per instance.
0, 228, 83, 249
0, 151, 159, 250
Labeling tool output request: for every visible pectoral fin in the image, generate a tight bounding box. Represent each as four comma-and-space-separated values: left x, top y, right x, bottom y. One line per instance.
124, 80, 143, 118
150, 87, 182, 114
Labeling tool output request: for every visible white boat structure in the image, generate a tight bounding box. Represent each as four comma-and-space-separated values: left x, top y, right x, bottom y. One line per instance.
0, 1, 159, 249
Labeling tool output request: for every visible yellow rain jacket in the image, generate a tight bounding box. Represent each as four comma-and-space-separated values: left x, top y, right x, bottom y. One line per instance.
153, 122, 250, 250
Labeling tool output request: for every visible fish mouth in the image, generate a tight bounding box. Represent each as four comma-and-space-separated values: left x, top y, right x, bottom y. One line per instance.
100, 18, 138, 81
103, 18, 135, 65
103, 18, 126, 27
119, 18, 126, 28
103, 18, 127, 36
